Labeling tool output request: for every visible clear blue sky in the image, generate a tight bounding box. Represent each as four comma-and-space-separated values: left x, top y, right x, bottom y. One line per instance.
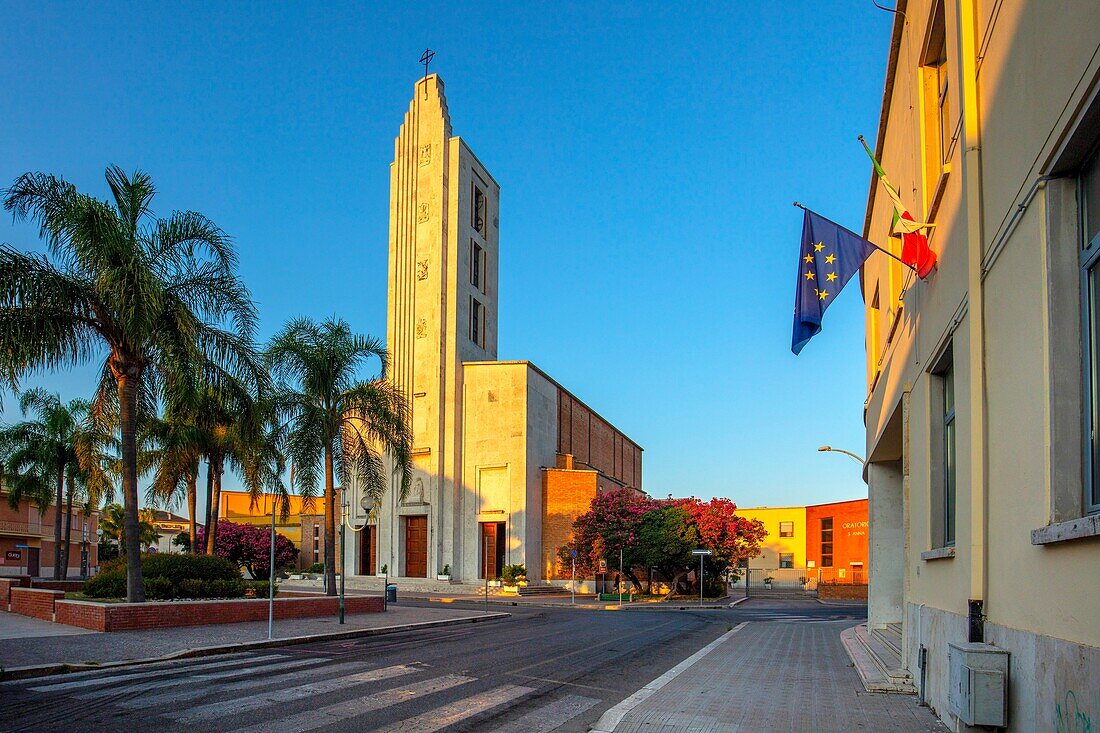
0, 2, 892, 513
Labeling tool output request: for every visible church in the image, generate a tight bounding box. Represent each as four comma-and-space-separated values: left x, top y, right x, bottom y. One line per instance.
344, 75, 644, 587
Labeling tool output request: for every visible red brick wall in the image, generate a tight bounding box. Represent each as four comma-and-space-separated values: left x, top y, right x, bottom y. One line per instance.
55, 594, 384, 632
556, 392, 642, 489
31, 580, 85, 592
542, 469, 598, 580
0, 576, 31, 610
11, 587, 64, 621
818, 583, 868, 600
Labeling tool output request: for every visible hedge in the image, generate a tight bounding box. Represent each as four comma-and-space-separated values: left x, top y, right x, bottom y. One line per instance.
83, 553, 246, 599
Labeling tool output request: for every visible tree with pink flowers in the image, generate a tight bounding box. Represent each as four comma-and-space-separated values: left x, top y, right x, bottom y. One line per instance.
196, 520, 298, 578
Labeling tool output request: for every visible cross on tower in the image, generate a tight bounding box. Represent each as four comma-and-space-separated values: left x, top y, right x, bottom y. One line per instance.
419, 48, 435, 79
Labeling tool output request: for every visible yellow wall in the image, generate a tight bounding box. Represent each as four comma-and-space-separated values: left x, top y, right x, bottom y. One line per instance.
736, 506, 807, 569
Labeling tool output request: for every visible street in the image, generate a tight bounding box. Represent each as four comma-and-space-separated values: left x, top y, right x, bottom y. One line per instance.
0, 599, 868, 733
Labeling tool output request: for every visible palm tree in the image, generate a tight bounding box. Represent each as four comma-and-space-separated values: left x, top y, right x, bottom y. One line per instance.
1, 167, 260, 601
267, 318, 412, 595
0, 389, 97, 578
99, 502, 159, 552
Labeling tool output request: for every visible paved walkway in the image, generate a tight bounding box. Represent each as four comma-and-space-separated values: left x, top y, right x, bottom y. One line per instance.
0, 612, 96, 640
0, 604, 502, 670
594, 620, 947, 732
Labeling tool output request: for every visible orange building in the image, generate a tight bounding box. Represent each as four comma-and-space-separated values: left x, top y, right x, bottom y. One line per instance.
805, 498, 868, 583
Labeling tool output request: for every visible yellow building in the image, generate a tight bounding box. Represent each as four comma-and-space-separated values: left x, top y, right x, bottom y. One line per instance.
861, 1, 1100, 729
735, 506, 806, 570
218, 490, 313, 548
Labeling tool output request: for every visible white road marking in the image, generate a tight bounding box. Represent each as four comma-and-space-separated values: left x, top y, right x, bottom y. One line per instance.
173, 664, 420, 721
374, 684, 534, 732
76, 656, 324, 699
226, 674, 475, 733
486, 693, 599, 733
27, 654, 288, 693
589, 622, 748, 733
115, 657, 345, 707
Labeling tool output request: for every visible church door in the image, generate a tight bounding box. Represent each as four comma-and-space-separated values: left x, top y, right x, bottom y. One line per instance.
480, 522, 506, 579
359, 525, 376, 576
404, 516, 427, 578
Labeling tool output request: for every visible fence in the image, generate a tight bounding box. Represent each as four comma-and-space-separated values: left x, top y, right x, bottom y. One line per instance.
743, 566, 868, 596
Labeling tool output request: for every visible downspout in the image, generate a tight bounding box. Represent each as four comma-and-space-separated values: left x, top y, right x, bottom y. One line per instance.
957, 0, 988, 641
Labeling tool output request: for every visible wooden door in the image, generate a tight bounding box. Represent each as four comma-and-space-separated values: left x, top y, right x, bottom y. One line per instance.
481, 523, 497, 579
27, 547, 40, 577
404, 516, 427, 577
359, 526, 377, 576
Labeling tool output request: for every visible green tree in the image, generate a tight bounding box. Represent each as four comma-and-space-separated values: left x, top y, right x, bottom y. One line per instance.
0, 389, 111, 578
267, 318, 411, 596
99, 502, 159, 551
1, 167, 259, 600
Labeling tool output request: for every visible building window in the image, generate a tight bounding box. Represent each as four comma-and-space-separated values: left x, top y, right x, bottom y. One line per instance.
820, 518, 833, 567
1080, 145, 1100, 513
470, 297, 485, 348
472, 184, 487, 238
920, 0, 950, 210
931, 348, 956, 547
779, 553, 794, 569
313, 525, 320, 559
471, 241, 486, 293
778, 521, 794, 538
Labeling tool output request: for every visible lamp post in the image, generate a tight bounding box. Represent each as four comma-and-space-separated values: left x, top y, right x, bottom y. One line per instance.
817, 445, 866, 465
339, 499, 348, 624
692, 549, 712, 607
268, 495, 276, 640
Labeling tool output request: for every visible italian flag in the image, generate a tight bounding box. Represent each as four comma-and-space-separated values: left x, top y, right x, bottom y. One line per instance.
860, 136, 937, 279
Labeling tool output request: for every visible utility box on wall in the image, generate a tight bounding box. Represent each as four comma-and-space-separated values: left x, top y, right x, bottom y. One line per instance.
948, 641, 1009, 728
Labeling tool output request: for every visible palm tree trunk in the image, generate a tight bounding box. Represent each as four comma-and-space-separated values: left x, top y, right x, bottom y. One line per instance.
187, 465, 198, 553
324, 445, 337, 597
60, 474, 75, 580
202, 462, 214, 554
118, 370, 145, 602
53, 464, 64, 579
206, 455, 223, 555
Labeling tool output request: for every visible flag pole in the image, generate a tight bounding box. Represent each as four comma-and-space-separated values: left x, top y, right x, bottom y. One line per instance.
792, 201, 916, 272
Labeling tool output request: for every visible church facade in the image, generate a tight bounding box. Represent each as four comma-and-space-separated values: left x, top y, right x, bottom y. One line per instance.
344, 75, 642, 585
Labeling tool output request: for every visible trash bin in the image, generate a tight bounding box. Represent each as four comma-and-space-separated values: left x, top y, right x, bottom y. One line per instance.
386, 584, 397, 603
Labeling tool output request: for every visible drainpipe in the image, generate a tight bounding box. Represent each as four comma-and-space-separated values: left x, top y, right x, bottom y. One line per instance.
958, 0, 988, 641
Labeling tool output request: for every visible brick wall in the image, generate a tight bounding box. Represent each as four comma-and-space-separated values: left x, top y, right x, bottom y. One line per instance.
31, 580, 85, 592
0, 576, 31, 611
55, 594, 384, 632
11, 587, 64, 621
557, 392, 642, 490
818, 583, 868, 601
542, 468, 598, 580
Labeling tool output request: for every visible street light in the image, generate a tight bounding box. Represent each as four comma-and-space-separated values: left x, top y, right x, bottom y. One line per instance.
818, 445, 866, 465
339, 498, 348, 624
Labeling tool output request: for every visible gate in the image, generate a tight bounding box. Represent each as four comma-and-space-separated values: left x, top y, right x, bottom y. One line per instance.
745, 567, 815, 597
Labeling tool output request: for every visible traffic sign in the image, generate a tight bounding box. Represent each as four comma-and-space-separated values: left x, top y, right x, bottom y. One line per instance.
570, 549, 578, 559
691, 549, 713, 556
598, 559, 608, 573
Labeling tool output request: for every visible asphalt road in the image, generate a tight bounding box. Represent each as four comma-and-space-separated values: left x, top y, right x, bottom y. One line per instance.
0, 598, 865, 733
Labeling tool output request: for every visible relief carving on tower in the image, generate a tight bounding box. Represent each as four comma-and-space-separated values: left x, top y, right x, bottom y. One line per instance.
417, 202, 430, 223
415, 318, 428, 339
402, 476, 428, 506
418, 144, 431, 166
416, 260, 429, 281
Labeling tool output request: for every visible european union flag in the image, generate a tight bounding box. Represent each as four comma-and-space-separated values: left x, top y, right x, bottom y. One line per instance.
792, 208, 878, 355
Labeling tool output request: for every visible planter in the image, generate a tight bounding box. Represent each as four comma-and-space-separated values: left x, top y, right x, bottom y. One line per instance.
764, 582, 773, 590
376, 573, 388, 578
500, 584, 519, 595
487, 580, 502, 588
436, 574, 451, 582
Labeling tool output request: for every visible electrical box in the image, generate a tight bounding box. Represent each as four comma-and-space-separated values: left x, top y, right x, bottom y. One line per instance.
948, 641, 1009, 728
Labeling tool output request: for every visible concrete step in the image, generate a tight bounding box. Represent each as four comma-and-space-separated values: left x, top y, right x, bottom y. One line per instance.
517, 585, 570, 596
842, 624, 916, 694
873, 625, 903, 660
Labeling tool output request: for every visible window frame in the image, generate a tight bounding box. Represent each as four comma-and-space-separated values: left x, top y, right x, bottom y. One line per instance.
778, 521, 794, 538
820, 517, 834, 568
472, 184, 487, 238
919, 0, 951, 218
470, 296, 485, 349
778, 553, 794, 569
1079, 145, 1100, 514
929, 344, 956, 549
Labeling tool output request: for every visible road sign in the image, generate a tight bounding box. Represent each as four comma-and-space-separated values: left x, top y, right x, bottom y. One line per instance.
570, 549, 578, 560
5, 550, 21, 562
691, 549, 713, 556
598, 559, 607, 573
14, 544, 29, 549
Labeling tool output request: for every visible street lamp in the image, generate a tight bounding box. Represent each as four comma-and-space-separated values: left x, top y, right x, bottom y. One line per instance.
818, 445, 866, 465
339, 498, 348, 624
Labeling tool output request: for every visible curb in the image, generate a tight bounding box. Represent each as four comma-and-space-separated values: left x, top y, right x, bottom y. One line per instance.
729, 596, 750, 607
0, 612, 511, 682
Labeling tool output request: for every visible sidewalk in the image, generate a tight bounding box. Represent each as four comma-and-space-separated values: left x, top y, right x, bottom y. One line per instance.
0, 604, 507, 674
593, 620, 947, 732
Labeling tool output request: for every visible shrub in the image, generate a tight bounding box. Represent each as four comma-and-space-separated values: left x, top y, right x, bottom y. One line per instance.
83, 568, 126, 598
178, 578, 207, 598
247, 581, 277, 598
206, 578, 247, 598
306, 562, 324, 573
143, 577, 174, 600
501, 563, 527, 584
141, 553, 241, 584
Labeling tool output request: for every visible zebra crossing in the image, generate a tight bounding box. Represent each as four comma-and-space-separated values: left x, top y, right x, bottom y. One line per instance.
728, 607, 861, 624
2, 651, 602, 733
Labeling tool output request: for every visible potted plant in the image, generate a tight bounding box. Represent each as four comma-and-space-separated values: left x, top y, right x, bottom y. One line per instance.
763, 576, 774, 590
377, 563, 388, 578
437, 564, 451, 581
488, 576, 503, 588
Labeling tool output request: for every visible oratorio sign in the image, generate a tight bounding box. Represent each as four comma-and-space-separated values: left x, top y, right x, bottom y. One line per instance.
842, 521, 869, 528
